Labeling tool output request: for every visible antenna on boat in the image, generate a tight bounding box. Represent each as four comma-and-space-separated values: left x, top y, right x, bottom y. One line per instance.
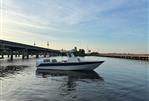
87, 45, 88, 53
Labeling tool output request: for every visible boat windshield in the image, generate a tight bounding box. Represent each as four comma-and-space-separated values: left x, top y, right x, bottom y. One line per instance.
67, 53, 75, 58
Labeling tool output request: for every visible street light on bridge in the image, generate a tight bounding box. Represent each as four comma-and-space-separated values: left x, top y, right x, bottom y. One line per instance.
47, 41, 49, 48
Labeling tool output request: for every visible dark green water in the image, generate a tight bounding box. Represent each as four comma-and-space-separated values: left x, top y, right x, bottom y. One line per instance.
0, 56, 149, 101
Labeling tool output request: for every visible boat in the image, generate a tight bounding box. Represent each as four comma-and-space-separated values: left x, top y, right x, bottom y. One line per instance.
36, 52, 104, 70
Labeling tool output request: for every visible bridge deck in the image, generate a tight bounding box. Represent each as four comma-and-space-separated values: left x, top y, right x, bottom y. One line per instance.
0, 40, 60, 60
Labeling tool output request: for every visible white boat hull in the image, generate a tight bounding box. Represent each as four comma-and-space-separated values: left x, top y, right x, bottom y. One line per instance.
37, 61, 104, 70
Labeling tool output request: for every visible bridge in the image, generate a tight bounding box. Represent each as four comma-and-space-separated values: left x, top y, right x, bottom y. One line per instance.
0, 40, 60, 60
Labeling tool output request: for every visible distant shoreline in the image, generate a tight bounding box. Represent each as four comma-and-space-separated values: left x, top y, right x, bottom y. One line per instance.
86, 53, 149, 61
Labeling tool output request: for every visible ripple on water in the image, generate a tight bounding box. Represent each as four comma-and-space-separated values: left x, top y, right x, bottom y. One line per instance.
0, 57, 149, 101
0, 65, 29, 77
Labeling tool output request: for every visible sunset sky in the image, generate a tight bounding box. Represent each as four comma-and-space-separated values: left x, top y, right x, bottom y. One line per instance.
0, 0, 148, 53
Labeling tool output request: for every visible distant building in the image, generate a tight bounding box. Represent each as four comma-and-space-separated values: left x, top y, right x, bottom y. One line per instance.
88, 50, 91, 53
71, 47, 77, 52
74, 46, 77, 51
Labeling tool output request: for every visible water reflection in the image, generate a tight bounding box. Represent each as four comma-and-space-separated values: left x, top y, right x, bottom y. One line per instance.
36, 69, 103, 80
0, 65, 28, 77
36, 69, 104, 96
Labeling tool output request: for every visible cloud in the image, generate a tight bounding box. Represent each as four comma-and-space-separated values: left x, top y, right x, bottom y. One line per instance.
6, 0, 127, 25
2, 0, 129, 29
1, 0, 147, 53
2, 4, 49, 29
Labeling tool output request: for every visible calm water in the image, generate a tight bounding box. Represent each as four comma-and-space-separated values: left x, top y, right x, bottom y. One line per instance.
0, 56, 149, 101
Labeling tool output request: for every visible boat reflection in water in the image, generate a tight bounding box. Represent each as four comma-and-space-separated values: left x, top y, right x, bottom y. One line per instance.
36, 69, 103, 80
36, 69, 104, 96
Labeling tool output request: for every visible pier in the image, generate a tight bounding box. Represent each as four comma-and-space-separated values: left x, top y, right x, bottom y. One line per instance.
0, 40, 60, 60
98, 53, 149, 61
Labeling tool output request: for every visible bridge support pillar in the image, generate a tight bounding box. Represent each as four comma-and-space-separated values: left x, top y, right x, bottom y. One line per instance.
1, 54, 4, 58
36, 54, 39, 58
10, 52, 13, 60
22, 55, 25, 59
15, 53, 17, 57
26, 50, 29, 59
44, 53, 46, 57
27, 55, 29, 59
49, 54, 51, 57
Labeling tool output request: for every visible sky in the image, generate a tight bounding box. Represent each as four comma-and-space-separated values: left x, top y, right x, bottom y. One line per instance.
0, 0, 148, 53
